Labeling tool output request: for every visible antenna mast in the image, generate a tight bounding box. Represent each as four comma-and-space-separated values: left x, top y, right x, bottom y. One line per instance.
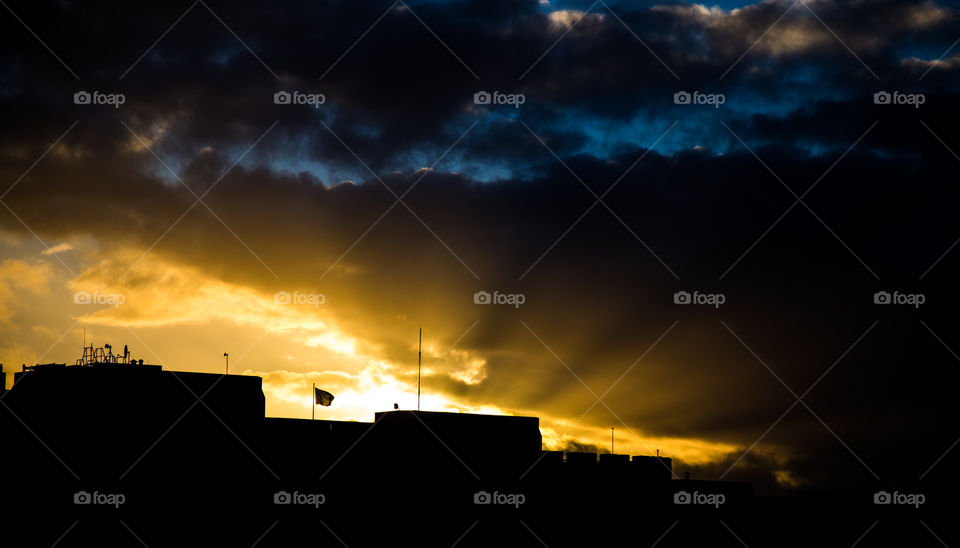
417, 327, 422, 411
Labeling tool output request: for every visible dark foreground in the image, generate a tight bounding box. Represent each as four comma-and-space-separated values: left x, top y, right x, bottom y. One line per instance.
0, 363, 950, 547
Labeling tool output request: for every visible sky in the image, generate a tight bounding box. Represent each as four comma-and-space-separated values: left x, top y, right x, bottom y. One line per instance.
1, 0, 959, 495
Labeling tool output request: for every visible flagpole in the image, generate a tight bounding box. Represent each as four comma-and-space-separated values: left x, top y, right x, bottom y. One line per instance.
312, 383, 315, 421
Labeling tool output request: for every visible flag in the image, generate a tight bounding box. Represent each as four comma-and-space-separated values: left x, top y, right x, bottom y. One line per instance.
314, 387, 335, 407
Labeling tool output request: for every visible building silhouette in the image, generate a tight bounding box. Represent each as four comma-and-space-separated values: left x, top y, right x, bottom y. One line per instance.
0, 346, 934, 547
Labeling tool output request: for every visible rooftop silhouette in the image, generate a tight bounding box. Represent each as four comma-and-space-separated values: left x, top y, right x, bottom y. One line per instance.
0, 346, 944, 547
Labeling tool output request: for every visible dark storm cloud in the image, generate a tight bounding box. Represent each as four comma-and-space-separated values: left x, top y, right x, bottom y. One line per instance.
2, 0, 959, 491
2, 0, 957, 170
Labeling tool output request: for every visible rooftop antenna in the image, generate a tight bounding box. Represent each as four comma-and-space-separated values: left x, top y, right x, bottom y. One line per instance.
417, 327, 422, 411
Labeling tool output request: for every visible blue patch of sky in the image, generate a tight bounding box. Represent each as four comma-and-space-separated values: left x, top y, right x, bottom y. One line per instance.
178, 76, 847, 185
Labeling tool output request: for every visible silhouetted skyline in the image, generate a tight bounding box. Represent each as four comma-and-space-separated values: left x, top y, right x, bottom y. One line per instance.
1, 0, 958, 544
